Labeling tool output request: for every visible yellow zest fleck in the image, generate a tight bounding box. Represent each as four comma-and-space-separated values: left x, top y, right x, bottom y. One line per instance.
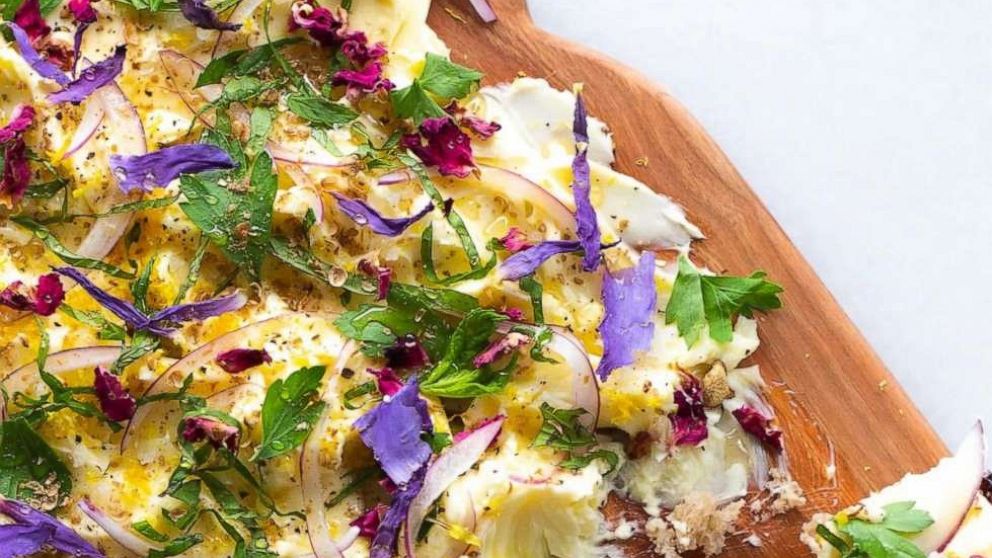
446, 522, 481, 547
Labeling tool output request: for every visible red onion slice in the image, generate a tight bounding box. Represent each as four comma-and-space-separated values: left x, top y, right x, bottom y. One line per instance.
468, 0, 497, 23
1, 346, 121, 421
78, 498, 159, 556
477, 165, 576, 230
403, 416, 505, 558
545, 326, 600, 429
281, 164, 325, 223
376, 170, 414, 186
267, 142, 350, 168
63, 99, 105, 159
299, 341, 357, 558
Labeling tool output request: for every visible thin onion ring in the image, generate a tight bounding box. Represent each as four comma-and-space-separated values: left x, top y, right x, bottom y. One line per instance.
62, 99, 105, 159
77, 498, 159, 556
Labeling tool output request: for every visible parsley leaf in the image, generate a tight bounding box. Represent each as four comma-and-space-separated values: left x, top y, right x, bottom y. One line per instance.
418, 53, 483, 99
419, 308, 516, 398
286, 93, 359, 127
665, 255, 783, 347
390, 81, 446, 122
179, 152, 277, 280
0, 417, 72, 509
532, 403, 617, 474
195, 38, 301, 87
252, 366, 326, 461
820, 501, 933, 558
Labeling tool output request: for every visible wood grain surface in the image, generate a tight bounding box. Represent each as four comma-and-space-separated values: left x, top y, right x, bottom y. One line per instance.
431, 0, 949, 554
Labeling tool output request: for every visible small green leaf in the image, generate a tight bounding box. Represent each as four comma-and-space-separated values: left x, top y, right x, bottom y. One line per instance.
518, 275, 544, 324
252, 366, 327, 461
559, 449, 619, 475
390, 81, 446, 123
420, 223, 496, 286
880, 501, 935, 533
0, 417, 72, 509
286, 94, 359, 127
59, 304, 126, 341
417, 53, 483, 99
247, 107, 274, 155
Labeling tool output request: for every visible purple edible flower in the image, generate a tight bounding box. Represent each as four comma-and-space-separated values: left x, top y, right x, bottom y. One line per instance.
0, 498, 104, 558
354, 378, 432, 486
499, 240, 582, 281
358, 260, 392, 300
369, 466, 425, 558
54, 266, 246, 336
0, 273, 64, 316
48, 44, 125, 105
332, 61, 393, 98
288, 0, 346, 48
732, 405, 783, 451
109, 144, 237, 193
0, 104, 35, 206
472, 331, 530, 368
595, 251, 656, 381
182, 416, 240, 452
68, 0, 98, 24
570, 91, 601, 272
350, 505, 386, 539
368, 367, 403, 397
331, 193, 433, 237
93, 365, 136, 421
0, 104, 35, 144
384, 334, 430, 370
179, 0, 241, 31
498, 227, 532, 253
402, 117, 476, 178
215, 348, 271, 374
13, 0, 49, 42
7, 23, 69, 86
670, 375, 708, 447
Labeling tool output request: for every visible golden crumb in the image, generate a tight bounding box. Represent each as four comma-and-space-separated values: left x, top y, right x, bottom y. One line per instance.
635, 156, 649, 167
878, 380, 888, 391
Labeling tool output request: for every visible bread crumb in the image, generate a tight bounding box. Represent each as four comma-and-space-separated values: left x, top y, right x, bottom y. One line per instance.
749, 468, 807, 521
646, 493, 743, 556
744, 532, 762, 547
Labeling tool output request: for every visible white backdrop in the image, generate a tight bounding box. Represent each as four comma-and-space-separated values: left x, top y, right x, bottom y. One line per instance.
529, 0, 992, 444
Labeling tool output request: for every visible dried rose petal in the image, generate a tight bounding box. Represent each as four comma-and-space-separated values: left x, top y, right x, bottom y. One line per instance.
67, 0, 98, 24
215, 348, 272, 374
384, 334, 429, 370
332, 61, 393, 97
350, 505, 386, 539
0, 282, 32, 312
444, 102, 500, 139
0, 105, 36, 144
182, 416, 240, 452
358, 260, 392, 300
670, 375, 708, 446
179, 0, 240, 30
13, 0, 50, 42
498, 227, 532, 253
93, 366, 136, 421
288, 0, 346, 48
453, 415, 504, 444
501, 306, 525, 321
731, 405, 783, 451
472, 331, 530, 368
401, 117, 476, 178
0, 273, 64, 316
340, 34, 386, 66
1, 138, 31, 205
369, 367, 403, 397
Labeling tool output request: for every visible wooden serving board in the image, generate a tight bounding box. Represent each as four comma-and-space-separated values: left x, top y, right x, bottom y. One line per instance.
430, 1, 948, 554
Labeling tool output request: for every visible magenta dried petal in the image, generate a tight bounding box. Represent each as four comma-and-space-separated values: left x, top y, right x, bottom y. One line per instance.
67, 0, 98, 24
402, 117, 476, 178
332, 193, 433, 237
179, 0, 240, 31
461, 115, 501, 139
332, 61, 393, 97
0, 282, 33, 312
215, 348, 272, 374
384, 334, 429, 370
358, 260, 392, 300
453, 414, 504, 444
731, 405, 783, 451
288, 0, 345, 47
109, 144, 237, 193
369, 466, 425, 558
670, 375, 708, 446
498, 227, 532, 253
7, 23, 70, 85
501, 306, 525, 321
182, 416, 240, 452
499, 240, 582, 281
340, 35, 386, 65
13, 0, 49, 41
368, 367, 403, 397
353, 378, 432, 486
472, 331, 530, 368
32, 273, 65, 316
1, 138, 31, 204
350, 505, 386, 539
48, 44, 125, 105
570, 92, 601, 272
0, 499, 104, 558
93, 366, 136, 422
595, 251, 656, 381
0, 104, 36, 144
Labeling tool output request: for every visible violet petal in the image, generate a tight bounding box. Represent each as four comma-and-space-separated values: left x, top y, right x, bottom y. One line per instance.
147, 291, 247, 329
369, 466, 425, 558
331, 193, 433, 237
498, 240, 582, 281
48, 44, 125, 105
52, 267, 151, 331
571, 92, 601, 272
595, 251, 657, 381
732, 405, 783, 451
7, 23, 70, 86
472, 331, 529, 368
179, 0, 241, 31
215, 348, 272, 374
0, 499, 104, 558
401, 117, 476, 178
353, 378, 432, 486
109, 144, 237, 193
93, 365, 136, 421
670, 376, 708, 446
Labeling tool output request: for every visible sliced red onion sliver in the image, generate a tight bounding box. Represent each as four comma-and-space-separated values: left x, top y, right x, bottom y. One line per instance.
300, 341, 357, 558
1, 346, 121, 421
403, 416, 505, 558
77, 498, 160, 556
476, 165, 575, 230
468, 0, 497, 23
375, 170, 414, 186
280, 165, 324, 230
267, 142, 350, 168
63, 98, 105, 159
546, 326, 600, 429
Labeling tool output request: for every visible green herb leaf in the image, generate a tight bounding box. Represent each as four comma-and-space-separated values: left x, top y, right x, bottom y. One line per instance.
559, 449, 619, 475
195, 38, 301, 88
326, 466, 378, 507
420, 308, 515, 398
420, 224, 497, 285
113, 330, 160, 373
418, 53, 483, 99
216, 76, 274, 106
131, 256, 157, 314
132, 520, 170, 542
532, 403, 595, 451
173, 236, 209, 305
11, 216, 136, 279
518, 275, 544, 324
390, 81, 446, 123
665, 255, 783, 347
247, 107, 274, 156
59, 304, 126, 340
824, 501, 933, 558
148, 534, 204, 558
423, 431, 452, 453
0, 417, 72, 509
286, 93, 359, 127
252, 366, 326, 461
878, 501, 935, 533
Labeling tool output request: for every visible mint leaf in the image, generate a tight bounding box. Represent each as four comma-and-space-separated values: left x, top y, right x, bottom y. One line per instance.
532, 403, 617, 474
0, 417, 72, 509
195, 38, 300, 87
286, 93, 358, 127
880, 501, 935, 533
419, 308, 515, 398
418, 53, 483, 99
252, 366, 326, 461
390, 81, 446, 122
246, 107, 273, 155
823, 501, 933, 558
665, 255, 783, 346
842, 521, 927, 558
179, 152, 277, 280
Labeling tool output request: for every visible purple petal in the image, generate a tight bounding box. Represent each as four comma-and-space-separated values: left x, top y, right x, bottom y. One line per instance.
215, 348, 271, 374
670, 375, 708, 446
350, 505, 386, 539
332, 61, 393, 97
498, 240, 581, 281
2, 137, 31, 204
358, 260, 392, 300
7, 23, 70, 86
93, 365, 136, 421
182, 416, 240, 452
0, 499, 104, 558
401, 118, 476, 178
0, 273, 63, 316
0, 523, 57, 558
0, 282, 32, 312
13, 0, 49, 41
68, 0, 98, 23
595, 251, 656, 381
472, 331, 529, 368
0, 104, 35, 144
369, 466, 425, 558
461, 115, 500, 139
571, 92, 601, 272
384, 334, 429, 370
48, 44, 125, 105
148, 292, 247, 329
53, 267, 151, 331
179, 0, 241, 31
340, 35, 386, 66
354, 378, 432, 486
732, 405, 783, 451
109, 144, 237, 193
332, 193, 433, 237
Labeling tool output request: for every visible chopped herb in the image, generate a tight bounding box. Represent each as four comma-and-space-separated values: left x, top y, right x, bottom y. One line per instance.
390, 81, 446, 123
820, 501, 933, 558
246, 107, 273, 155
172, 236, 209, 305
343, 380, 377, 410
11, 216, 136, 279
420, 308, 517, 398
112, 330, 160, 373
532, 403, 617, 474
0, 417, 72, 509
195, 38, 301, 87
286, 93, 359, 127
59, 304, 126, 341
518, 275, 544, 323
252, 366, 326, 461
420, 224, 496, 285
